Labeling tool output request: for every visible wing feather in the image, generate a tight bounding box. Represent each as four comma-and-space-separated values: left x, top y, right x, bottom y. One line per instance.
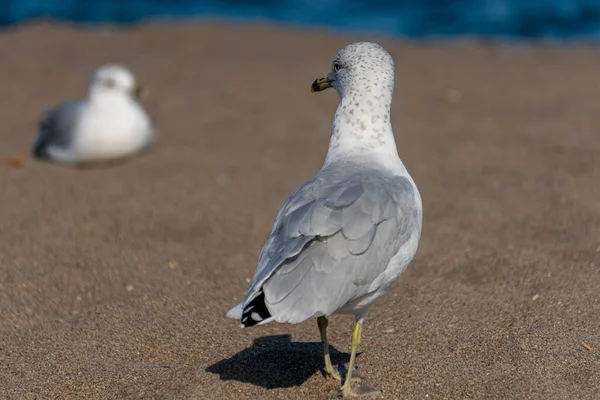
241, 164, 420, 324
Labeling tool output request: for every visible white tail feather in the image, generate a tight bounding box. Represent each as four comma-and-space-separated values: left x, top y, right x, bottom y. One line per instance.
226, 302, 244, 319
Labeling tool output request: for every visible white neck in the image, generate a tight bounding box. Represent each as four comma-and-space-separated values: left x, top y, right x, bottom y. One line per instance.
88, 90, 131, 106
322, 89, 402, 172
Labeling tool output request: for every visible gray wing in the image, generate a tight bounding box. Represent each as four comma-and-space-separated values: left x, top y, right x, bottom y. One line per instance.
244, 166, 420, 324
32, 100, 83, 158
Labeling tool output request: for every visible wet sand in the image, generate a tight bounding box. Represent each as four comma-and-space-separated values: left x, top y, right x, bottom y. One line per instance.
0, 21, 599, 399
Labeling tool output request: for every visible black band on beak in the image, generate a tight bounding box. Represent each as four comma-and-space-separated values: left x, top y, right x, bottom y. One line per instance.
311, 77, 334, 92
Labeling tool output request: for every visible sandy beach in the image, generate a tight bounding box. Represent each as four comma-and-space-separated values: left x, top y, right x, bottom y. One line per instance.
0, 21, 599, 399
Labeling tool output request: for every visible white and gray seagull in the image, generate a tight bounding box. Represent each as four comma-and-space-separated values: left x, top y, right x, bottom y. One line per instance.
227, 42, 423, 397
32, 64, 153, 166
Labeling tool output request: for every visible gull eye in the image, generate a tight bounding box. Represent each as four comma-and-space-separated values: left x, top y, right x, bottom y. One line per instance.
333, 63, 341, 73
105, 78, 116, 88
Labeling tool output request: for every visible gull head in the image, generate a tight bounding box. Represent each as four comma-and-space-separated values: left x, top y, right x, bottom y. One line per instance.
311, 42, 394, 99
88, 64, 146, 100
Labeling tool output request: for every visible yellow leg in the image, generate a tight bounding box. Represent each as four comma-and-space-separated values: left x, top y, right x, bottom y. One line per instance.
337, 319, 380, 398
317, 316, 342, 380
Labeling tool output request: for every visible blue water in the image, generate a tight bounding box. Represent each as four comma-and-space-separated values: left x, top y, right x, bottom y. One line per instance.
2, 0, 600, 39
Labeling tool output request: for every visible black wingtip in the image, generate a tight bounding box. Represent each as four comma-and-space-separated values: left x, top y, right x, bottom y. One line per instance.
241, 291, 272, 328
31, 131, 52, 160
32, 142, 48, 159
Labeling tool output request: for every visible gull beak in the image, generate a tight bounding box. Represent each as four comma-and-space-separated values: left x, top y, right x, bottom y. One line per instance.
131, 84, 148, 100
311, 76, 334, 92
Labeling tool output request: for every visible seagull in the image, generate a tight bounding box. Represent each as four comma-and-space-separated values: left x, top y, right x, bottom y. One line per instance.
32, 64, 153, 166
227, 42, 423, 397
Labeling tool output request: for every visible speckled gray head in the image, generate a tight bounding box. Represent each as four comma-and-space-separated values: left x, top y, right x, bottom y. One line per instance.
311, 42, 397, 150
311, 42, 395, 99
89, 64, 147, 100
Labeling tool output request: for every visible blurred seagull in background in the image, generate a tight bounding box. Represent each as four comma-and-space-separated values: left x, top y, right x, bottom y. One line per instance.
32, 64, 153, 166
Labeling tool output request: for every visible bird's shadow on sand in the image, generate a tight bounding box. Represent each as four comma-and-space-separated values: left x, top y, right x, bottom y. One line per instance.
206, 334, 354, 389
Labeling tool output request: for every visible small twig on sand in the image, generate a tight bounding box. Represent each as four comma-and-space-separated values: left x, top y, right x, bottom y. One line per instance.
3, 156, 27, 168
579, 341, 592, 351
